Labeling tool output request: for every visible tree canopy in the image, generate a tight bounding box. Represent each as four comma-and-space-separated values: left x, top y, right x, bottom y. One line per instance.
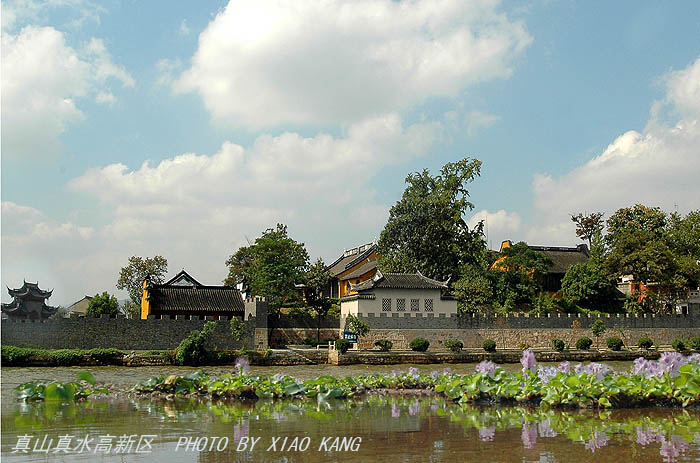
571, 212, 604, 247
224, 224, 309, 313
86, 292, 120, 317
377, 158, 486, 281
116, 255, 168, 317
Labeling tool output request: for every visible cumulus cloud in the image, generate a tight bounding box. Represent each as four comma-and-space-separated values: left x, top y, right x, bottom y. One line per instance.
175, 0, 531, 129
526, 56, 700, 245
1, 0, 105, 31
1, 115, 439, 303
467, 209, 522, 249
1, 26, 134, 157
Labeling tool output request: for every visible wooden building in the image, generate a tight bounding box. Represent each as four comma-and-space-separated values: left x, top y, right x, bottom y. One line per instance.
325, 242, 378, 299
1, 281, 58, 319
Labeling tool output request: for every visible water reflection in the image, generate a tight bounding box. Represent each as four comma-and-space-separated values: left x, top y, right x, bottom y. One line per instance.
3, 396, 700, 462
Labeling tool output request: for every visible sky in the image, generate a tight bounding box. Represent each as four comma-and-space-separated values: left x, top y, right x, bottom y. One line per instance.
2, 0, 700, 306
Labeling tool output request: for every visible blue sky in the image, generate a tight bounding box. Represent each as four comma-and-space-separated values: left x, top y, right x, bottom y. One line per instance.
2, 0, 700, 305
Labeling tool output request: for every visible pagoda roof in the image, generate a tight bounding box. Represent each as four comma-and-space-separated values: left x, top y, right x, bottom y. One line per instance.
1, 299, 58, 318
351, 271, 449, 292
163, 269, 203, 287
7, 281, 53, 299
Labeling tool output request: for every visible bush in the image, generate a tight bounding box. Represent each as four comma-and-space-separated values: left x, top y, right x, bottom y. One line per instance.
175, 321, 216, 366
552, 339, 565, 352
482, 339, 496, 352
335, 339, 351, 354
689, 336, 700, 352
85, 291, 120, 317
374, 339, 393, 352
444, 339, 464, 353
672, 338, 687, 352
345, 315, 370, 337
637, 337, 654, 349
606, 336, 624, 351
575, 337, 593, 350
410, 338, 430, 352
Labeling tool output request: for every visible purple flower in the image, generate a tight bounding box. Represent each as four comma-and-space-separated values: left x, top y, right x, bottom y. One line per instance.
576, 362, 611, 381
476, 360, 497, 378
557, 361, 571, 373
408, 400, 420, 416
479, 426, 495, 442
686, 353, 700, 366
408, 367, 419, 380
430, 370, 440, 380
391, 404, 400, 418
584, 432, 609, 452
235, 357, 250, 375
537, 366, 558, 385
443, 367, 452, 376
521, 349, 536, 375
521, 421, 537, 449
538, 419, 557, 438
658, 352, 685, 378
390, 369, 401, 378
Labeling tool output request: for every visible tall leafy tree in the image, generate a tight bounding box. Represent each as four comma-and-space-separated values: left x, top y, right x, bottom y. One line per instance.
377, 157, 486, 281
86, 292, 120, 317
570, 211, 604, 247
304, 257, 333, 341
488, 242, 552, 310
225, 224, 309, 314
117, 255, 168, 317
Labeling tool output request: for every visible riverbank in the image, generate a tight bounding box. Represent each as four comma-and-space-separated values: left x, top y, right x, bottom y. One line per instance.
2, 344, 685, 367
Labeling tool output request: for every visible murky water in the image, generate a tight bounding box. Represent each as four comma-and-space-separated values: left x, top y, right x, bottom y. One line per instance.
2, 363, 699, 462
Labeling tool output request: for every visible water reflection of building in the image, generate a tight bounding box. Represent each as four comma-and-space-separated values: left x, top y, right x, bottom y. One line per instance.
1, 281, 58, 319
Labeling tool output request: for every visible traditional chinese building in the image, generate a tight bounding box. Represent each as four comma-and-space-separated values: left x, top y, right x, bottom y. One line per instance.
140, 269, 245, 320
325, 242, 378, 299
1, 281, 58, 319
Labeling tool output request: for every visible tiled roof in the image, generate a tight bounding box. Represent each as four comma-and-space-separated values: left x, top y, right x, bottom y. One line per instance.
352, 271, 448, 292
164, 269, 202, 287
148, 286, 245, 314
327, 244, 377, 277
339, 259, 377, 280
529, 245, 589, 273
7, 281, 53, 299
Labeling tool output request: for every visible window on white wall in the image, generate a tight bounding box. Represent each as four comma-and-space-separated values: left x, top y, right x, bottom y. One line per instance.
425, 299, 433, 312
411, 299, 419, 311
382, 298, 392, 312
397, 299, 406, 312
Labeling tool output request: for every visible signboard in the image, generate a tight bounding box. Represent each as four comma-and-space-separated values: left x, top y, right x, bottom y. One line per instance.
343, 331, 358, 343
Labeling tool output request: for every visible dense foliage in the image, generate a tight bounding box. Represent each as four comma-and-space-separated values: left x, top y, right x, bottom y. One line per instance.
606, 337, 624, 351
85, 291, 120, 317
117, 255, 168, 317
444, 339, 464, 353
345, 315, 370, 337
124, 352, 700, 409
2, 346, 125, 366
175, 322, 216, 366
224, 224, 310, 314
483, 339, 497, 352
335, 339, 351, 354
374, 339, 393, 351
552, 339, 565, 352
378, 158, 485, 281
638, 337, 654, 349
575, 337, 593, 350
14, 371, 107, 401
410, 338, 430, 352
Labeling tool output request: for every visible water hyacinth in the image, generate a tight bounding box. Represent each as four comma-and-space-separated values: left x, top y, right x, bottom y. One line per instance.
271, 373, 284, 384
234, 357, 250, 375
476, 360, 497, 378
430, 370, 440, 381
537, 366, 558, 385
574, 362, 611, 381
443, 367, 452, 376
408, 367, 419, 380
557, 361, 570, 373
521, 349, 536, 375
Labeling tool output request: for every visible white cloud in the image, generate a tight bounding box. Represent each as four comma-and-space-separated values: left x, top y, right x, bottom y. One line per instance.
467, 209, 522, 249
465, 110, 501, 137
175, 0, 531, 129
1, 26, 134, 157
526, 56, 700, 245
95, 91, 116, 105
2, 115, 439, 304
155, 58, 183, 87
1, 0, 105, 32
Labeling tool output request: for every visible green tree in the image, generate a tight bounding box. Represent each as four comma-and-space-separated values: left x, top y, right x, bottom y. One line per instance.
488, 242, 552, 311
591, 319, 606, 350
85, 292, 120, 317
453, 263, 493, 314
304, 258, 333, 342
571, 212, 604, 247
377, 158, 486, 281
117, 255, 168, 318
345, 314, 370, 337
225, 224, 309, 314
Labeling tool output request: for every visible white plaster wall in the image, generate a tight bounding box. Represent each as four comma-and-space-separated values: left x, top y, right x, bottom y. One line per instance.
341, 288, 457, 317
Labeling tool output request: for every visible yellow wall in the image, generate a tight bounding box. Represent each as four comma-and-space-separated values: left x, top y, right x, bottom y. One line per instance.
140, 280, 150, 320
338, 251, 378, 298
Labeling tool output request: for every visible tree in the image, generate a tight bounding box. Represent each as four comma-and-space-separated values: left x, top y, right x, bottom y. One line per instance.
86, 292, 120, 317
452, 263, 493, 314
488, 242, 552, 311
345, 314, 370, 337
571, 212, 604, 247
606, 204, 667, 245
304, 258, 333, 342
591, 319, 606, 350
224, 224, 309, 314
117, 255, 168, 317
377, 158, 486, 281
561, 261, 620, 312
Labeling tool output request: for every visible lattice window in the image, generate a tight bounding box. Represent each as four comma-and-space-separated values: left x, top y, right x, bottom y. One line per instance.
425, 299, 433, 312
411, 299, 420, 311
396, 298, 406, 312
382, 298, 392, 312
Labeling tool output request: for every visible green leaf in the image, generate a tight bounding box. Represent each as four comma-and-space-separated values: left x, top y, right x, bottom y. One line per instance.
77, 371, 96, 385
